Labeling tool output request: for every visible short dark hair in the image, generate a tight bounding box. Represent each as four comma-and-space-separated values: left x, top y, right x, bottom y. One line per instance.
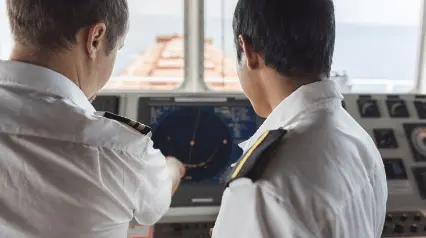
6, 0, 129, 53
233, 0, 335, 78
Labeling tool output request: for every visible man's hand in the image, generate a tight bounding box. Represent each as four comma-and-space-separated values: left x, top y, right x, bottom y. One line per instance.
165, 156, 185, 194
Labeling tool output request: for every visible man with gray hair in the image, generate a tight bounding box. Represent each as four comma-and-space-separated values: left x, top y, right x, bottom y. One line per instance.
0, 1, 184, 237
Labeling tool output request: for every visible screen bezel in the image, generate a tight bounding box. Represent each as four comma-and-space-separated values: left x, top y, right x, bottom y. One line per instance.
138, 96, 262, 207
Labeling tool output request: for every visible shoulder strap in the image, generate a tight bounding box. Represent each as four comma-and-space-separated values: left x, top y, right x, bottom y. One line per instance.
226, 129, 286, 186
98, 111, 152, 135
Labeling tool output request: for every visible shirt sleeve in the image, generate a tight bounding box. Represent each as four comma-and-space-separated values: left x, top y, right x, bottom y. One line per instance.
212, 179, 295, 238
134, 140, 172, 225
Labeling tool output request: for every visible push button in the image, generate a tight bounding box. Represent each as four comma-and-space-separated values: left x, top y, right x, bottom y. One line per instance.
386, 214, 393, 222
400, 213, 408, 222
394, 224, 404, 234
410, 224, 418, 233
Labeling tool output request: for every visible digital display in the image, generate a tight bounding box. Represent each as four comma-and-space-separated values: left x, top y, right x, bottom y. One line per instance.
150, 105, 257, 183
383, 158, 408, 180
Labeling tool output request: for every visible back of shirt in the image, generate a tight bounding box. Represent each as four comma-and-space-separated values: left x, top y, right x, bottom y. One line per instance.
261, 107, 388, 238
213, 80, 388, 238
0, 61, 172, 238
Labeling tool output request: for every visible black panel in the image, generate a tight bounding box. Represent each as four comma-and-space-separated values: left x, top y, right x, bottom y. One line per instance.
92, 96, 120, 114
387, 95, 400, 99
154, 222, 214, 238
374, 129, 398, 149
357, 98, 381, 118
383, 159, 407, 180
386, 100, 410, 118
171, 184, 223, 207
414, 101, 426, 119
413, 167, 426, 199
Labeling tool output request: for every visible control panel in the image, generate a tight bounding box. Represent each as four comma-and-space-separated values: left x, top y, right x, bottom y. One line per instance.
383, 211, 426, 237
345, 94, 426, 238
92, 93, 426, 238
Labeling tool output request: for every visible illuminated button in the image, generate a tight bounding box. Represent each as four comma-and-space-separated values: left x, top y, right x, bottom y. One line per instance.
387, 100, 409, 118
394, 224, 404, 234
358, 99, 381, 118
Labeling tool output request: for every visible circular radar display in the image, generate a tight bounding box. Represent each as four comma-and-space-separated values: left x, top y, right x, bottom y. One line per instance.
152, 107, 233, 182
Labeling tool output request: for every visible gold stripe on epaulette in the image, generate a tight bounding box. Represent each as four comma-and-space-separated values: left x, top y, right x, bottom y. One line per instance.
231, 131, 270, 179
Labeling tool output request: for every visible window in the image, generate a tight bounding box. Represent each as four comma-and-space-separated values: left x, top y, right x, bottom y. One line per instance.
108, 0, 184, 91
0, 0, 185, 91
204, 0, 423, 93
0, 4, 12, 60
204, 0, 239, 91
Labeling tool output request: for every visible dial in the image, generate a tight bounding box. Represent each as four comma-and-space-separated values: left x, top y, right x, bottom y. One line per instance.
410, 127, 426, 157
357, 99, 381, 118
403, 124, 426, 161
387, 100, 409, 118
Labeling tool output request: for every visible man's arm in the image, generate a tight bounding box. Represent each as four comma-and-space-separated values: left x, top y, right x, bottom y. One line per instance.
212, 179, 294, 238
133, 141, 185, 225
165, 156, 186, 194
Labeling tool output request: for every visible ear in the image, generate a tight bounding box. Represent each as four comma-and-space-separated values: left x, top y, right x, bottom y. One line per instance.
238, 35, 262, 70
86, 23, 107, 60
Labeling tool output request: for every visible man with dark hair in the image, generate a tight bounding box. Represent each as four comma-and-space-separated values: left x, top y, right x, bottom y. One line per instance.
211, 0, 387, 237
0, 1, 184, 237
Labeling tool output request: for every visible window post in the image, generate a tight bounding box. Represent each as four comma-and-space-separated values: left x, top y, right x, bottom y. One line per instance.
416, 0, 426, 93
182, 0, 208, 92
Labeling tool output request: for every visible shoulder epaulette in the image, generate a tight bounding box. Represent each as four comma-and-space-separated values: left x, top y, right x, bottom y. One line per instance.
226, 129, 286, 186
99, 111, 152, 135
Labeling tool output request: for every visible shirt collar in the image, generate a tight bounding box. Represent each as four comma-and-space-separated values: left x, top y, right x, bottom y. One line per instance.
239, 80, 344, 152
0, 60, 95, 112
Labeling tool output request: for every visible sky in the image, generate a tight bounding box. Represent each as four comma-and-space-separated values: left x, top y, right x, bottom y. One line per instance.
0, 0, 423, 25
130, 0, 423, 26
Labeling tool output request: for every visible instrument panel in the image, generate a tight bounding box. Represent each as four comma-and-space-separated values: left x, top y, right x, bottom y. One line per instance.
92, 93, 426, 238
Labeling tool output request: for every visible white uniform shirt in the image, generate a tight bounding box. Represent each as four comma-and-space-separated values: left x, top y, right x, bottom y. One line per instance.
0, 61, 172, 238
213, 80, 388, 238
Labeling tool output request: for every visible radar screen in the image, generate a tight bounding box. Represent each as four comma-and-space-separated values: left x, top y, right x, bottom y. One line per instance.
149, 104, 257, 183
